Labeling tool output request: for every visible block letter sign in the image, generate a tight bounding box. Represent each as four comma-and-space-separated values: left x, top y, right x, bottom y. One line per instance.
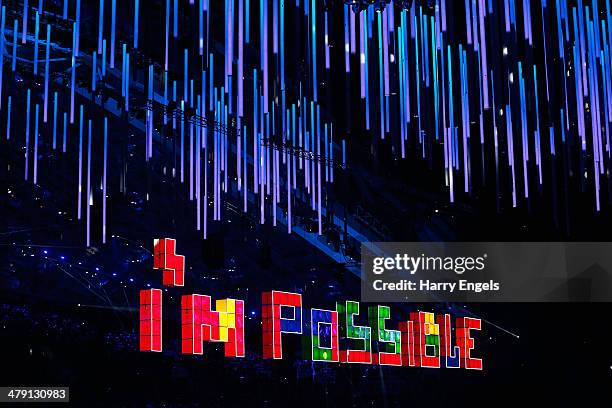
438, 313, 461, 368
412, 311, 441, 368
181, 295, 245, 357
457, 317, 483, 370
310, 308, 339, 362
153, 238, 185, 286
262, 291, 303, 359
140, 288, 162, 352
337, 300, 372, 364
369, 305, 401, 366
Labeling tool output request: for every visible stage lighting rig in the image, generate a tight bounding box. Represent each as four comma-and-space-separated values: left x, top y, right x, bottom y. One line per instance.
260, 138, 346, 170
341, 0, 391, 12
341, 0, 416, 12
141, 99, 238, 137
142, 100, 344, 170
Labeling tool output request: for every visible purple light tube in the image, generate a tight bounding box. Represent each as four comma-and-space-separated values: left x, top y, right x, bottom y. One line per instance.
0, 7, 4, 110
134, 0, 139, 49
22, 0, 27, 44
110, 0, 116, 68
227, 0, 234, 87
344, 5, 350, 72
209, 54, 214, 111
102, 39, 106, 77
98, 0, 104, 53
190, 112, 194, 199
174, 0, 178, 38
324, 11, 330, 69
324, 124, 328, 182
181, 100, 185, 182
25, 89, 31, 181
62, 112, 67, 152
410, 3, 415, 38
43, 25, 50, 122
238, 0, 244, 117
292, 105, 296, 188
263, 0, 269, 112
253, 72, 259, 192
12, 19, 17, 71
243, 124, 248, 212
505, 103, 517, 207
6, 96, 10, 140
184, 49, 188, 103
311, 0, 316, 101
196, 99, 201, 229
201, 71, 206, 144
316, 117, 321, 235
78, 105, 84, 220
266, 111, 271, 195
34, 12, 38, 75
478, 0, 489, 108
121, 44, 126, 97
350, 6, 356, 54
92, 51, 97, 92
329, 123, 334, 182
272, 147, 277, 227
204, 121, 208, 239
52, 92, 57, 149
259, 134, 264, 224
70, 23, 76, 124
198, 0, 203, 55
364, 8, 370, 129
166, 0, 170, 68
287, 133, 291, 233
382, 7, 389, 96
359, 10, 365, 98
273, 0, 278, 54
125, 53, 130, 112
214, 103, 219, 220
237, 116, 242, 191
465, 0, 473, 44
33, 104, 39, 185
75, 0, 80, 56
86, 120, 92, 247
441, 0, 447, 31
103, 118, 107, 243
147, 65, 153, 160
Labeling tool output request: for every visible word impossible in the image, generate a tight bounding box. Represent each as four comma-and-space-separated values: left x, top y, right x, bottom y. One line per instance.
139, 239, 483, 370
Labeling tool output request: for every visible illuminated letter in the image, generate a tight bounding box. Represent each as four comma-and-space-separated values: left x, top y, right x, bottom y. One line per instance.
181, 295, 245, 357
153, 238, 185, 286
337, 300, 372, 364
399, 320, 416, 367
369, 305, 401, 366
310, 308, 339, 362
437, 314, 461, 368
457, 317, 483, 370
262, 291, 303, 359
139, 289, 162, 352
411, 311, 440, 368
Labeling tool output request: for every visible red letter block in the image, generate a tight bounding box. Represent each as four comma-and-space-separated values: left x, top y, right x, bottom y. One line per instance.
140, 289, 163, 352
154, 238, 185, 286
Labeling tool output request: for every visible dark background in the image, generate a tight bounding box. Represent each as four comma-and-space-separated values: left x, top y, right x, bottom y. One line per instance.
2, 0, 612, 406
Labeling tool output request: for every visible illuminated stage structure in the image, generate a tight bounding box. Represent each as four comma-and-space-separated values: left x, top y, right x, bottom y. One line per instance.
140, 238, 483, 370
0, 0, 611, 263
1, 1, 612, 405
